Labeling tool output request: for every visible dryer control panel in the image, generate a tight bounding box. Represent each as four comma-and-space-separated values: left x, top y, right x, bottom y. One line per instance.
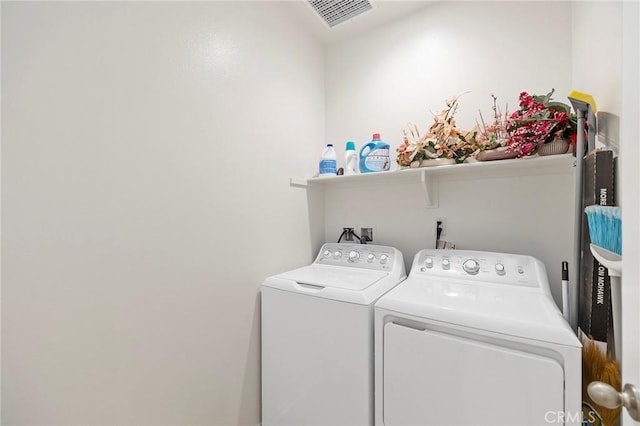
411, 249, 548, 289
315, 243, 400, 272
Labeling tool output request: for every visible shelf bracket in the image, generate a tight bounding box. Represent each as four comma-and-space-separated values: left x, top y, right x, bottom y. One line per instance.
420, 170, 438, 209
289, 177, 309, 188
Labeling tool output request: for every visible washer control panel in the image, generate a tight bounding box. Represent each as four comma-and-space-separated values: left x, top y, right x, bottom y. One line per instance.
315, 243, 399, 271
412, 249, 544, 288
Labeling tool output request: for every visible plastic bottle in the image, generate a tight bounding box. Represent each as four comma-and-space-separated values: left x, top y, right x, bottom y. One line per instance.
359, 133, 390, 173
319, 143, 337, 175
345, 141, 357, 175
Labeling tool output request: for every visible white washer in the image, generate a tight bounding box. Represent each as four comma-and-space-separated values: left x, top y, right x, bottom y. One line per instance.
374, 249, 581, 426
262, 243, 406, 426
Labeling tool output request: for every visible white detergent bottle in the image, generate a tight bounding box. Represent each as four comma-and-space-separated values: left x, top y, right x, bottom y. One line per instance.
319, 143, 337, 176
345, 141, 357, 175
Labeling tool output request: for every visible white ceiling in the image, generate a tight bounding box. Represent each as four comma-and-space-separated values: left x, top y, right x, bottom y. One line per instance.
285, 0, 436, 45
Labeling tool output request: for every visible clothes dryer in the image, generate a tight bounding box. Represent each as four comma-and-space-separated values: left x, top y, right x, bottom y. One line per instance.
262, 243, 406, 426
374, 249, 581, 426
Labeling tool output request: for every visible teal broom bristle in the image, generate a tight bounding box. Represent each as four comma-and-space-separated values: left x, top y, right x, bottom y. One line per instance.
584, 205, 622, 255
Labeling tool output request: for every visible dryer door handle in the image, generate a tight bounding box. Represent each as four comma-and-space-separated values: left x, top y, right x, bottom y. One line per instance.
391, 321, 427, 332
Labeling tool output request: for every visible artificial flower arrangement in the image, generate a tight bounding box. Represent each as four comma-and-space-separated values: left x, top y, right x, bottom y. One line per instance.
475, 94, 510, 151
396, 89, 577, 166
396, 93, 476, 168
506, 89, 576, 158
470, 94, 520, 162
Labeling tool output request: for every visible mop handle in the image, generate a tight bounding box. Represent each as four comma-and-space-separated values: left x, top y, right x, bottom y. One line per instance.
562, 261, 570, 322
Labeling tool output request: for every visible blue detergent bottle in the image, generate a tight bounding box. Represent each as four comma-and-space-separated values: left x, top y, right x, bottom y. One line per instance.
359, 133, 390, 173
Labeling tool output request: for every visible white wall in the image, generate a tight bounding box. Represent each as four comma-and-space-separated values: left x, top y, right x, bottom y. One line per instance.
571, 2, 622, 117
1, 2, 323, 425
324, 1, 575, 305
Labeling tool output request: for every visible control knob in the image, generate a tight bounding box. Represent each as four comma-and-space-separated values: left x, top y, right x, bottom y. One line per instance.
323, 250, 332, 258
333, 251, 342, 259
380, 254, 389, 264
348, 250, 360, 262
442, 258, 450, 270
495, 263, 506, 276
367, 253, 376, 262
425, 257, 434, 269
462, 259, 480, 275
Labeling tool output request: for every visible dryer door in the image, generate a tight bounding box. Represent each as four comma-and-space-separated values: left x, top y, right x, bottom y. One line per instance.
383, 322, 564, 426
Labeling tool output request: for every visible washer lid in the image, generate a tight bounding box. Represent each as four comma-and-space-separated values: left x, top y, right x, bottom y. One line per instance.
263, 264, 400, 305
273, 264, 388, 291
376, 277, 580, 347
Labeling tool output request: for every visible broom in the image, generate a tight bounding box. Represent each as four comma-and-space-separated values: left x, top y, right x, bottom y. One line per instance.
582, 338, 621, 425
583, 205, 623, 426
584, 206, 622, 257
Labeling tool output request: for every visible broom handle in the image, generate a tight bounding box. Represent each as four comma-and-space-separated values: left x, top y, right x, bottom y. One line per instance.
571, 109, 586, 332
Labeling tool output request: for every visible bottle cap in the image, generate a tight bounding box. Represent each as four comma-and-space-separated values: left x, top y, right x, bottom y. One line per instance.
327, 143, 334, 147
372, 133, 381, 140
346, 141, 355, 151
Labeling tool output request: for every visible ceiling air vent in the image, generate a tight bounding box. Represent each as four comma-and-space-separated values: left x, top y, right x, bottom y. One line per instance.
307, 0, 374, 28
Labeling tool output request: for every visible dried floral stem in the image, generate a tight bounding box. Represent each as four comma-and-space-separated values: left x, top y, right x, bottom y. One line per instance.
478, 110, 488, 135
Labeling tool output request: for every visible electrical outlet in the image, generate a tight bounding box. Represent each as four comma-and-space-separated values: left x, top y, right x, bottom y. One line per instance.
434, 218, 446, 237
